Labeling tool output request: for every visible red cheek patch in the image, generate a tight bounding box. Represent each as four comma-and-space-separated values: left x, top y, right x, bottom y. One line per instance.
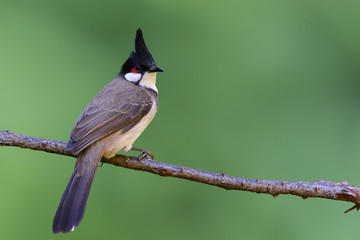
131, 68, 139, 73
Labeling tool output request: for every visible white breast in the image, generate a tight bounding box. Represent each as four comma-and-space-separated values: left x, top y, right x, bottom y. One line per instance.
103, 100, 158, 158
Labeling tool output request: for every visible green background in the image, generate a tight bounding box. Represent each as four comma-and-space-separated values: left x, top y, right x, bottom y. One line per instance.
1, 0, 360, 239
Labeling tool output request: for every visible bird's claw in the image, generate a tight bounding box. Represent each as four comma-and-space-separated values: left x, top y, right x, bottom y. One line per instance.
131, 147, 154, 161
139, 149, 154, 161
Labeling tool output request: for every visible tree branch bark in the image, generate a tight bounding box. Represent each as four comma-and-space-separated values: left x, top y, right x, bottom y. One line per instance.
1, 130, 360, 212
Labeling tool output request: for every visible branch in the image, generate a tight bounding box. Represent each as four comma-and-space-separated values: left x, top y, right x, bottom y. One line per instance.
1, 130, 360, 212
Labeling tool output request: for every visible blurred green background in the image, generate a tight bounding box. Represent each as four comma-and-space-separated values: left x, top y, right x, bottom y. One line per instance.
1, 0, 360, 239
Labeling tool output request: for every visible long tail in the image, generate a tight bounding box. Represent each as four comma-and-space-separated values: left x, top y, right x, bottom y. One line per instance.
52, 143, 103, 233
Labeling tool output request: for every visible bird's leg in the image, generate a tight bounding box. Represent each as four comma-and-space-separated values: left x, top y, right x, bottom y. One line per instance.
131, 147, 154, 160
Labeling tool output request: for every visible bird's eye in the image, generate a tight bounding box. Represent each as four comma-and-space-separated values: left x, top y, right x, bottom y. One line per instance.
130, 68, 139, 73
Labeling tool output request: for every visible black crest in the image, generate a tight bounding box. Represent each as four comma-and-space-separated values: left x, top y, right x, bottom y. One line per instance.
135, 29, 156, 67
120, 29, 157, 74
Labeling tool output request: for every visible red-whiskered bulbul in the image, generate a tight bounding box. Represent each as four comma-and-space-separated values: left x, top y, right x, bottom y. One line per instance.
52, 29, 163, 234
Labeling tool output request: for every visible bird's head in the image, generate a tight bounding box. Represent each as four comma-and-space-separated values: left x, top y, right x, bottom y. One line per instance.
120, 29, 163, 86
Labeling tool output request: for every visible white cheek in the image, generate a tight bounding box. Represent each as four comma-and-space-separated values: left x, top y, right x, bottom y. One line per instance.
125, 73, 142, 82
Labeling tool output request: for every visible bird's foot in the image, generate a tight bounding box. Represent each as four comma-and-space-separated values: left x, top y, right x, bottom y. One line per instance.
139, 150, 154, 161
131, 147, 154, 160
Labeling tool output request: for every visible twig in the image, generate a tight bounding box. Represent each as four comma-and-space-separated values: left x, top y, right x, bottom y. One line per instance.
1, 130, 360, 212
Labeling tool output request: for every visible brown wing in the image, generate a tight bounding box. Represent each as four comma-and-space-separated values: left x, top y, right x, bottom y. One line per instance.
66, 78, 155, 155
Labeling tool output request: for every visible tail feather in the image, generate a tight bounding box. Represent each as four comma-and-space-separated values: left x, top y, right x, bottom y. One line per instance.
53, 144, 102, 233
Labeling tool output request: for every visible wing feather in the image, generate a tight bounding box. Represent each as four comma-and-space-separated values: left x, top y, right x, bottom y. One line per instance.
66, 78, 155, 155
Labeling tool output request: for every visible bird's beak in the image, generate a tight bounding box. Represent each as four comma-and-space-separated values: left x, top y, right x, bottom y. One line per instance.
150, 66, 164, 72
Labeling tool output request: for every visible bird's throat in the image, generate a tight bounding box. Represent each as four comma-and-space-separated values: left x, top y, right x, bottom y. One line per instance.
139, 72, 158, 93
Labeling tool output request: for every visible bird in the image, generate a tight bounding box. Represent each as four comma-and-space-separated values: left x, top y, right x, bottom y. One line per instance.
52, 28, 163, 234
